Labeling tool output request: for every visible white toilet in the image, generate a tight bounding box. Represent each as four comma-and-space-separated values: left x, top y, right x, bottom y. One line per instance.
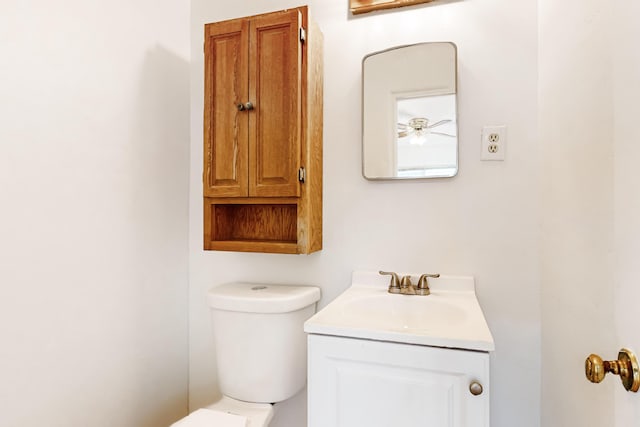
172, 282, 321, 427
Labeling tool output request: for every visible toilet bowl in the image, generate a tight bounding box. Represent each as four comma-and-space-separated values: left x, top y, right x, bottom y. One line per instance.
172, 282, 321, 427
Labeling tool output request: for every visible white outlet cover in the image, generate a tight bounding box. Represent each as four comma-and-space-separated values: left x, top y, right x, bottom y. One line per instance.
481, 125, 506, 161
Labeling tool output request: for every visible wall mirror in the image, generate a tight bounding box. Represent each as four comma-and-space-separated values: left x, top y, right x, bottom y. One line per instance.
362, 42, 458, 180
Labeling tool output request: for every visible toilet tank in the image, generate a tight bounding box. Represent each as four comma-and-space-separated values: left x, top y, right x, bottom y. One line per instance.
207, 282, 321, 404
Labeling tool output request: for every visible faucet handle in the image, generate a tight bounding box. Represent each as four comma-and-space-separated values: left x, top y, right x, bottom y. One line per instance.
379, 271, 401, 294
416, 273, 440, 296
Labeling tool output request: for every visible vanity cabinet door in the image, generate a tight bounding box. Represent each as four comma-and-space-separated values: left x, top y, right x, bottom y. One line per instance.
203, 9, 302, 199
308, 334, 490, 427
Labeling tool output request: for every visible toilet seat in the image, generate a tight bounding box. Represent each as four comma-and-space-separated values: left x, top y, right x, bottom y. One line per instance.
171, 396, 274, 427
207, 396, 274, 426
171, 408, 245, 427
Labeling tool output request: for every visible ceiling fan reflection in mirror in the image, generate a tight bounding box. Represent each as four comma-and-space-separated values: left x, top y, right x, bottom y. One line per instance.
397, 117, 455, 145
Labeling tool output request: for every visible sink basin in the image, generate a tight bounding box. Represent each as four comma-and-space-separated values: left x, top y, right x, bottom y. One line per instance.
343, 293, 467, 330
304, 271, 494, 351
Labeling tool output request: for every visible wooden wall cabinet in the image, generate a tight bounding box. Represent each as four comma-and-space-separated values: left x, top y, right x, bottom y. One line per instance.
203, 6, 323, 254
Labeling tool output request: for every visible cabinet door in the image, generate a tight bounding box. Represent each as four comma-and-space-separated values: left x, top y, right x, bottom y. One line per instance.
204, 19, 250, 197
249, 10, 302, 197
308, 334, 490, 427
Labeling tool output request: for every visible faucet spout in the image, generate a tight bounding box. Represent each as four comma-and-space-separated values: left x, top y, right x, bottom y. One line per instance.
400, 275, 416, 295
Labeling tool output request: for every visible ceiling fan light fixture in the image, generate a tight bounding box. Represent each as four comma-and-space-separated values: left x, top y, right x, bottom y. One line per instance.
408, 117, 429, 132
409, 133, 427, 145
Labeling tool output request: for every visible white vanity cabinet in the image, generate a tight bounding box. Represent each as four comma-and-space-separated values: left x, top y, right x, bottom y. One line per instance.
304, 271, 495, 427
307, 334, 490, 427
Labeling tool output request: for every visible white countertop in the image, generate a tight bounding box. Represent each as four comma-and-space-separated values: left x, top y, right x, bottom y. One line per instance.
304, 271, 495, 352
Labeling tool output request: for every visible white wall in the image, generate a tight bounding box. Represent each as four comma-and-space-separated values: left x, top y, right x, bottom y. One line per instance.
189, 1, 540, 426
0, 1, 191, 426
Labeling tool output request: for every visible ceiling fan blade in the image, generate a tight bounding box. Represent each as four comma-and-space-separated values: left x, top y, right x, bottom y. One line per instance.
430, 131, 456, 137
426, 119, 452, 129
398, 130, 409, 138
397, 122, 412, 138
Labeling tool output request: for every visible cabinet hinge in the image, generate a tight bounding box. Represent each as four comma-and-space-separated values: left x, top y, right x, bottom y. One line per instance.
298, 167, 306, 183
299, 27, 306, 43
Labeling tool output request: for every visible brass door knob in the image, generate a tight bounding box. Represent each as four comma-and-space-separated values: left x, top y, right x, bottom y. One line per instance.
585, 348, 640, 392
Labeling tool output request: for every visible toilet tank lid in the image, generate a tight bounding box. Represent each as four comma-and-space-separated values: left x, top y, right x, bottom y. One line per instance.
207, 282, 321, 314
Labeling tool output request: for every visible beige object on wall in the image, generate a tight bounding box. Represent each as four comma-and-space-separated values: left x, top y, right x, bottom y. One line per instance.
350, 0, 437, 15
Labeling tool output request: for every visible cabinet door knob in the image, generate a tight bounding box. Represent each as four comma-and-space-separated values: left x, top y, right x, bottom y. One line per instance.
469, 381, 483, 396
237, 102, 254, 111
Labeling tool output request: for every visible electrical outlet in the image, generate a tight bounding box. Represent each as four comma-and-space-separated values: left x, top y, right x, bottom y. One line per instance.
481, 125, 506, 161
